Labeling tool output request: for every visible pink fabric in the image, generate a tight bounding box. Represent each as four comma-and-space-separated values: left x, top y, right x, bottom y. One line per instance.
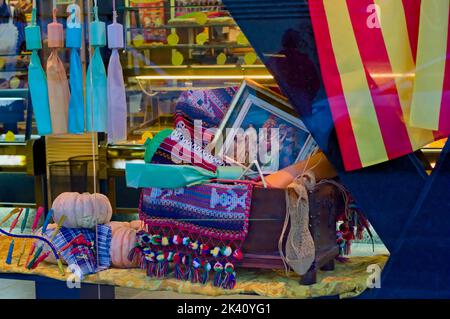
47, 50, 70, 135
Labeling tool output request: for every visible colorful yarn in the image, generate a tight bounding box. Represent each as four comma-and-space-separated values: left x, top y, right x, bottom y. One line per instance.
200, 244, 210, 256
202, 261, 211, 284
213, 261, 224, 287
233, 249, 243, 261
161, 237, 169, 246
221, 246, 232, 257
211, 246, 220, 258
222, 262, 236, 289
192, 257, 201, 283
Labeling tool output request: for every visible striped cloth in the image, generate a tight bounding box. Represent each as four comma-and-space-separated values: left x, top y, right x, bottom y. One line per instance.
308, 0, 448, 171
150, 87, 237, 171
410, 0, 450, 132
44, 225, 111, 278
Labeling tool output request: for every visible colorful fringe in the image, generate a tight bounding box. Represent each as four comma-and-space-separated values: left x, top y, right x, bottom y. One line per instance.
134, 183, 252, 289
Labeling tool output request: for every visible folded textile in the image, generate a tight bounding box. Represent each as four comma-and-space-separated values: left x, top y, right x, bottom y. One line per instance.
41, 224, 111, 278
126, 162, 243, 189
148, 87, 237, 171
133, 183, 253, 289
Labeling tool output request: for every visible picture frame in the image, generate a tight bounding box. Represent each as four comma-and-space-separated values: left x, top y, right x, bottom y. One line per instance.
214, 79, 318, 173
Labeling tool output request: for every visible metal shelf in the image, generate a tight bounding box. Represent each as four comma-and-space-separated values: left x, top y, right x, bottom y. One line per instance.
128, 43, 251, 50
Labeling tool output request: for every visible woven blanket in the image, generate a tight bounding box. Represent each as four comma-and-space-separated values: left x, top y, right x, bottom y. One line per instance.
150, 87, 237, 171
134, 183, 253, 289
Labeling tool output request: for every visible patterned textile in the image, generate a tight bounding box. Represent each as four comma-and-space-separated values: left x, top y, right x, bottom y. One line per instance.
150, 87, 237, 171
43, 225, 111, 278
134, 183, 253, 289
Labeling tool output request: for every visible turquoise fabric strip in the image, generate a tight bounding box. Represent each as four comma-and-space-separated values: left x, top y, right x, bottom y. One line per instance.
68, 48, 85, 133
125, 162, 243, 189
28, 50, 52, 135
86, 46, 107, 132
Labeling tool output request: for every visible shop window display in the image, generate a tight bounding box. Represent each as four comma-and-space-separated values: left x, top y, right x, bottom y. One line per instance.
0, 0, 448, 302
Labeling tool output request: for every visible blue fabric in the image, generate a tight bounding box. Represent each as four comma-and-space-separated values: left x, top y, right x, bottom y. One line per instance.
96, 224, 112, 269
28, 51, 52, 135
86, 47, 107, 132
68, 48, 85, 133
44, 224, 111, 278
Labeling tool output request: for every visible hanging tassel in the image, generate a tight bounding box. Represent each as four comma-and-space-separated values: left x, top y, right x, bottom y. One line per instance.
201, 261, 211, 284
213, 262, 223, 287
127, 244, 140, 262
182, 254, 192, 281
107, 5, 127, 143
221, 262, 236, 289
173, 252, 184, 280
147, 252, 156, 277
191, 258, 201, 283
155, 252, 168, 278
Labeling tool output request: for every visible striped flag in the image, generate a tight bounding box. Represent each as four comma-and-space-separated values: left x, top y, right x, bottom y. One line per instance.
309, 0, 445, 171
410, 0, 450, 132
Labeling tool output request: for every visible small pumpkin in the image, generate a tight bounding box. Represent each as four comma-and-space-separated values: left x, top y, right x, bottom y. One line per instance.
109, 221, 140, 268
52, 192, 112, 229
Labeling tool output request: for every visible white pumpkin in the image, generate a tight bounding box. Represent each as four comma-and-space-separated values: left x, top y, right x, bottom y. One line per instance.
52, 192, 112, 229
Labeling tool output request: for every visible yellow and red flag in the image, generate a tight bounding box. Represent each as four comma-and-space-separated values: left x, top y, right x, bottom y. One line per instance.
309, 0, 447, 171
410, 0, 450, 132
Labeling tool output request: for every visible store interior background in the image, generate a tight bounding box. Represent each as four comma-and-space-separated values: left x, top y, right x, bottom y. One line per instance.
1, 0, 443, 298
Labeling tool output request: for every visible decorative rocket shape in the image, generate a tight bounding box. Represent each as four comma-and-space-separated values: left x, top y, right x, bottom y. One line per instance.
86, 0, 107, 132
66, 2, 85, 134
25, 1, 52, 135
46, 7, 70, 135
107, 0, 127, 143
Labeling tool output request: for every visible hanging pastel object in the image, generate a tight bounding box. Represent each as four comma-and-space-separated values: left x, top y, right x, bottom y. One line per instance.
107, 0, 127, 143
46, 4, 70, 135
66, 2, 85, 134
86, 0, 107, 132
25, 0, 52, 135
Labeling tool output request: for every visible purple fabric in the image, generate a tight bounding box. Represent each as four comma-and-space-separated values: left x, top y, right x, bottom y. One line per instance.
107, 49, 127, 143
